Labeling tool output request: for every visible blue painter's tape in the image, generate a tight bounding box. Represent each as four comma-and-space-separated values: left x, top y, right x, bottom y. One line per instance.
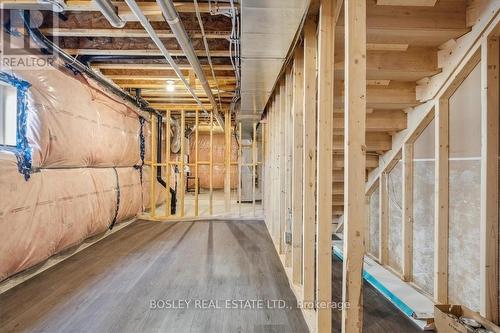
333, 246, 415, 318
0, 71, 32, 180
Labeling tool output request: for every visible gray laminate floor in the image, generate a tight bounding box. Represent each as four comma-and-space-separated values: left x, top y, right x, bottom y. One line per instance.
0, 220, 308, 333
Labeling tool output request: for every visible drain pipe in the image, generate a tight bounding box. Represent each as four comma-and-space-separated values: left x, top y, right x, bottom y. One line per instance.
155, 0, 224, 127
94, 0, 126, 28
123, 0, 224, 128
155, 113, 177, 214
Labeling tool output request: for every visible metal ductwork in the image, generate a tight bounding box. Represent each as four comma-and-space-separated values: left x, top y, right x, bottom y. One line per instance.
124, 0, 223, 126
20, 11, 158, 116
155, 0, 224, 127
94, 0, 126, 28
38, 0, 67, 12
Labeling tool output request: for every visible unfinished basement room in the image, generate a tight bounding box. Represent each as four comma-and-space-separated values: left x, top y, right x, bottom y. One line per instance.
0, 0, 499, 332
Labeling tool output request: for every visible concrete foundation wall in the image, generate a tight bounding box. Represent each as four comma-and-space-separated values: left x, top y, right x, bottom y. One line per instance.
388, 160, 403, 274
412, 119, 435, 296
447, 63, 481, 311
369, 186, 380, 258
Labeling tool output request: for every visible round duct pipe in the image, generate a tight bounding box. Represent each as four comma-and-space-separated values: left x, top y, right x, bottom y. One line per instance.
38, 0, 67, 12
94, 0, 126, 28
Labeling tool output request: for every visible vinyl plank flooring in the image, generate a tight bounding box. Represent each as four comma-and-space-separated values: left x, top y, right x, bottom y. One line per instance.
0, 220, 308, 333
331, 256, 421, 333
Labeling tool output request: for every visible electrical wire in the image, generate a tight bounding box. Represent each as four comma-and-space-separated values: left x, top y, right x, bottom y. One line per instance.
193, 0, 223, 110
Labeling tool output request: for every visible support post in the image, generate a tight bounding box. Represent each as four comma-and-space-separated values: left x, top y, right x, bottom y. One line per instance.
292, 45, 305, 285
194, 109, 199, 216
180, 110, 186, 217
316, 0, 334, 330
480, 35, 499, 323
402, 143, 413, 281
252, 121, 257, 215
434, 99, 449, 304
342, 0, 366, 331
238, 121, 242, 215
150, 113, 157, 217
279, 81, 287, 254
165, 110, 171, 217
224, 109, 231, 213
302, 17, 318, 304
209, 112, 214, 215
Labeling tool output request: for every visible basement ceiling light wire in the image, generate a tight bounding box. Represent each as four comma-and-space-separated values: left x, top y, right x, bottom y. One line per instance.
193, 0, 223, 111
227, 0, 240, 103
123, 0, 211, 120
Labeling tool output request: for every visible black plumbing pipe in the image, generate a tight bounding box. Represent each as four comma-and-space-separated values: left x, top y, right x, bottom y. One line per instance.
78, 55, 167, 63
156, 114, 177, 214
20, 11, 160, 116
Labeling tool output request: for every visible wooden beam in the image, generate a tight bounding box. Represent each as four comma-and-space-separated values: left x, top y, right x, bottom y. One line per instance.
342, 0, 366, 331
302, 18, 317, 305
434, 98, 449, 304
334, 81, 418, 109
0, 1, 235, 16
94, 63, 234, 71
107, 75, 235, 81
402, 143, 413, 281
292, 46, 305, 285
480, 35, 499, 324
333, 154, 379, 169
366, 43, 408, 51
335, 47, 439, 81
316, 0, 334, 330
333, 110, 407, 133
41, 28, 230, 39
416, 4, 498, 101
334, 132, 392, 153
376, 0, 437, 6
64, 49, 230, 57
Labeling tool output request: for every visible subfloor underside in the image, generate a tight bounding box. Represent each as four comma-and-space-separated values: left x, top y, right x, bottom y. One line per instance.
0, 220, 419, 333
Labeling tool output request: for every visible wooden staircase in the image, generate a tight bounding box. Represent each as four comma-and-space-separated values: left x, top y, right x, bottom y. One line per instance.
332, 0, 470, 218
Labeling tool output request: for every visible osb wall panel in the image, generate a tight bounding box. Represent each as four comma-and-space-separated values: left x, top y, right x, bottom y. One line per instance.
388, 160, 403, 274
412, 119, 435, 296
447, 63, 481, 311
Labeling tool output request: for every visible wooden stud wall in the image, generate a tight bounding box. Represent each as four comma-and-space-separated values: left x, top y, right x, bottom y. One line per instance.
480, 34, 499, 323
361, 17, 500, 327
342, 0, 366, 330
316, 0, 334, 330
302, 17, 318, 307
291, 45, 305, 285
